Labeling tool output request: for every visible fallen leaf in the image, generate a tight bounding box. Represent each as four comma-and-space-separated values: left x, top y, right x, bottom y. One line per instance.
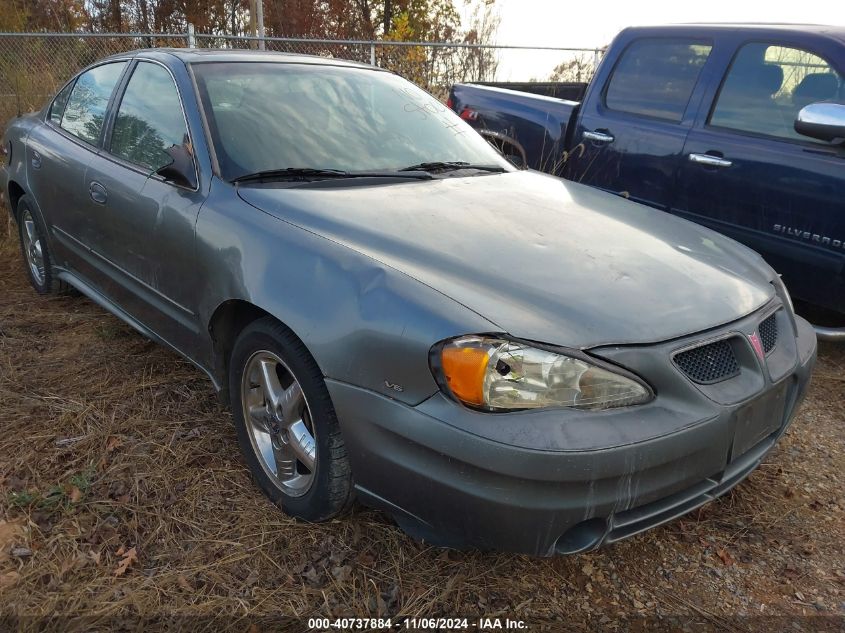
0, 520, 25, 562
0, 571, 20, 589
113, 546, 138, 576
55, 435, 86, 447
716, 548, 736, 566
177, 574, 193, 592
331, 564, 352, 583
88, 550, 102, 566
105, 436, 122, 453
301, 565, 321, 586
69, 486, 83, 503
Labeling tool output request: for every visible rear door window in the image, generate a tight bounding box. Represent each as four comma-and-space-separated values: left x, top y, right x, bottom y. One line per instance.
60, 62, 127, 145
709, 43, 843, 142
605, 39, 713, 121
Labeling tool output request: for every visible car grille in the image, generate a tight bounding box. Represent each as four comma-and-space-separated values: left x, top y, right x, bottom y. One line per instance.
673, 338, 740, 384
759, 312, 778, 355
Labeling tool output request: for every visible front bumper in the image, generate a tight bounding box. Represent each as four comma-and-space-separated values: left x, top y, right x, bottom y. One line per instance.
328, 308, 817, 556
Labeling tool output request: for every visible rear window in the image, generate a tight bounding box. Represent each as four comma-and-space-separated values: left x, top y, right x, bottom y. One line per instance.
605, 39, 712, 121
60, 62, 126, 145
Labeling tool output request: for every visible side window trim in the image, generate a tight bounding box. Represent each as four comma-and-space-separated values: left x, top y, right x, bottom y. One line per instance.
705, 39, 844, 146
100, 58, 138, 152
101, 58, 199, 191
601, 36, 715, 124
47, 60, 131, 150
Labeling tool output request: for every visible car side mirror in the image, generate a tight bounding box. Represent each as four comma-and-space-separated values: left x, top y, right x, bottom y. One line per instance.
794, 102, 845, 144
156, 144, 198, 189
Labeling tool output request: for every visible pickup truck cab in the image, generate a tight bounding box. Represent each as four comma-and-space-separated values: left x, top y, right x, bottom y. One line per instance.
449, 25, 845, 331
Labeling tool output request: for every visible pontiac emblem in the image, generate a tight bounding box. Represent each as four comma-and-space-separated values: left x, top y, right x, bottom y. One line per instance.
748, 332, 765, 361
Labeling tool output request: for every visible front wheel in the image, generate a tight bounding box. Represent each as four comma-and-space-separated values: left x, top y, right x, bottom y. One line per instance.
229, 317, 354, 521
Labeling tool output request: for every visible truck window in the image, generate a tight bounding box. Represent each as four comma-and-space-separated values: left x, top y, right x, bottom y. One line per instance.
605, 39, 712, 122
709, 43, 843, 142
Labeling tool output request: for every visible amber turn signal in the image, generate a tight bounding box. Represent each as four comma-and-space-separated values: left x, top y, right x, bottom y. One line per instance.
440, 345, 490, 406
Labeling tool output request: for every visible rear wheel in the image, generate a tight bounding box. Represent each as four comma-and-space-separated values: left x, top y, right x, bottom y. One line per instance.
16, 196, 70, 295
229, 317, 354, 520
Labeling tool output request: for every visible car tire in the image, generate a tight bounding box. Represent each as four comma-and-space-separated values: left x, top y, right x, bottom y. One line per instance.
229, 316, 354, 521
15, 195, 71, 295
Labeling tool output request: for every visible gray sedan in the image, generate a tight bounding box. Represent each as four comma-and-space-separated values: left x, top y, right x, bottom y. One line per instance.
1, 49, 816, 556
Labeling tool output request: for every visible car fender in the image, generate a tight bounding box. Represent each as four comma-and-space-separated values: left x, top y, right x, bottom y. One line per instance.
196, 180, 497, 406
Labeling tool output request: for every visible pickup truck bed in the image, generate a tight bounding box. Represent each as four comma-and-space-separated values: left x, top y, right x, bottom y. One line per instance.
449, 84, 579, 174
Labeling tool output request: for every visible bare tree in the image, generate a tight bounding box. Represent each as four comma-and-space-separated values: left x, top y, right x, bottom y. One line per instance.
457, 0, 500, 82
548, 51, 595, 83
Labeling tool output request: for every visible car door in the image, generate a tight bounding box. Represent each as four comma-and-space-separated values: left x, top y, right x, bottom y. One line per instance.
82, 59, 205, 351
675, 41, 845, 314
566, 37, 714, 209
24, 62, 128, 269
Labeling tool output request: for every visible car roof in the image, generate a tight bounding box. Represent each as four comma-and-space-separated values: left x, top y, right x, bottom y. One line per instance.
622, 23, 845, 45
102, 47, 379, 70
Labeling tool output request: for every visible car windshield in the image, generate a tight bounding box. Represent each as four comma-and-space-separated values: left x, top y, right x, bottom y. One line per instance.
191, 61, 510, 181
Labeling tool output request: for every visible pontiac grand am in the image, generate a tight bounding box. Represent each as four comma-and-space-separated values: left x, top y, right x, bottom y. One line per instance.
1, 49, 816, 555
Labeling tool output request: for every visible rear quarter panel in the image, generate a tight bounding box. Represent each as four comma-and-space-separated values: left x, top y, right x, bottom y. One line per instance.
2, 113, 42, 217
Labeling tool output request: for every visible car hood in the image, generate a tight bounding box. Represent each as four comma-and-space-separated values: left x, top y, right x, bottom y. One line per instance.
238, 171, 774, 348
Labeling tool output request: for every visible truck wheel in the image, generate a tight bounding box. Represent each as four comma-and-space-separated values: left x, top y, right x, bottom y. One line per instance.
16, 195, 70, 295
229, 317, 354, 521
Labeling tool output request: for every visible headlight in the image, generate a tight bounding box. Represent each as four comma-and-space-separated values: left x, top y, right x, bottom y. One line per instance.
431, 335, 652, 411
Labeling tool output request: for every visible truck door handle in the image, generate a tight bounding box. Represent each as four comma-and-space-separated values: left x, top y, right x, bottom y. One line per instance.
88, 181, 108, 204
583, 130, 615, 144
31, 150, 41, 169
689, 153, 733, 168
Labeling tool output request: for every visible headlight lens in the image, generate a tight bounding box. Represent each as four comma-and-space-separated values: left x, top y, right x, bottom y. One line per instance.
433, 336, 652, 411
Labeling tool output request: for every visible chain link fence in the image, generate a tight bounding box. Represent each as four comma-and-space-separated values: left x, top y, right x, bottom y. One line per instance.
0, 31, 601, 124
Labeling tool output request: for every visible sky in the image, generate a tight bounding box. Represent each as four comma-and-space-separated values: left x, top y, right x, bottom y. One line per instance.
461, 0, 845, 81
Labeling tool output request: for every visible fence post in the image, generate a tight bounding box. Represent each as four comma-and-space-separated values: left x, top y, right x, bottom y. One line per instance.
370, 42, 377, 66
187, 23, 196, 48
256, 0, 266, 50
593, 48, 600, 71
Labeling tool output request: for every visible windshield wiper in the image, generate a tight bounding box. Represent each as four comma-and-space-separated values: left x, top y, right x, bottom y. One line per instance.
398, 161, 507, 173
232, 167, 432, 184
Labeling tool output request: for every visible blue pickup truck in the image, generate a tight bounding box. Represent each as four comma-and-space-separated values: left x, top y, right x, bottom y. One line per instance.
449, 24, 845, 337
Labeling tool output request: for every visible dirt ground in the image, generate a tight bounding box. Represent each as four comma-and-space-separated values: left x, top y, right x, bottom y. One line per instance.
0, 220, 843, 633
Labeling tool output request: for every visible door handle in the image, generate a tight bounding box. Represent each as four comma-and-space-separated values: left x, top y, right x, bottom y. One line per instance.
31, 150, 41, 169
689, 153, 732, 168
88, 181, 107, 204
583, 130, 615, 144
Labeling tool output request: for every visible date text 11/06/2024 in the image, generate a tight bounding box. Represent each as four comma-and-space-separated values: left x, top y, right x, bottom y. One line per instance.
307, 617, 528, 630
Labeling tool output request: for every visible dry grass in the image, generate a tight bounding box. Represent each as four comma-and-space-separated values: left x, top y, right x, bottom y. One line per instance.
0, 220, 843, 632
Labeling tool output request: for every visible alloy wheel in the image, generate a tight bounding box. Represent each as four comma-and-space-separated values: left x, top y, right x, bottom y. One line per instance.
20, 209, 46, 286
241, 350, 317, 496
